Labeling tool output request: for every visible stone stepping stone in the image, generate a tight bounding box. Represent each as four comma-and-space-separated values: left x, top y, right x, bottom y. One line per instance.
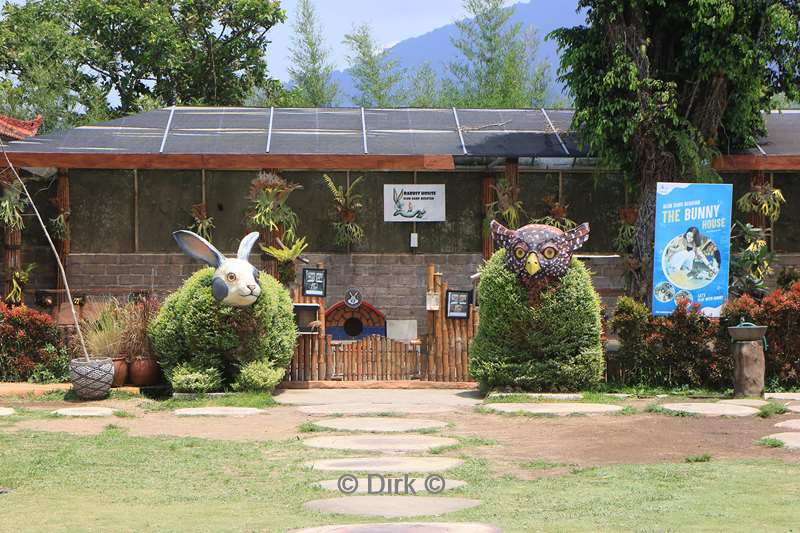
313, 417, 448, 433
291, 523, 499, 532
660, 403, 758, 417
765, 432, 800, 449
0, 407, 15, 417
173, 407, 263, 417
303, 434, 458, 453
485, 402, 622, 416
297, 403, 455, 416
316, 477, 466, 494
774, 419, 800, 430
786, 404, 800, 413
53, 407, 115, 417
719, 399, 769, 407
303, 495, 481, 518
766, 393, 800, 401
307, 456, 463, 473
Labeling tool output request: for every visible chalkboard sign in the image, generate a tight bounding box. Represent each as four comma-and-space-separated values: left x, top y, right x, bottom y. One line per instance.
302, 268, 327, 297
446, 290, 471, 319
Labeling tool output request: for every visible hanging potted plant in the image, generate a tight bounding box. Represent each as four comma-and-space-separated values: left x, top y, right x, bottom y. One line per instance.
248, 171, 301, 240
484, 178, 525, 231
189, 202, 214, 242
531, 195, 578, 231
1, 151, 114, 399
323, 174, 365, 247
5, 263, 35, 306
260, 236, 309, 287
736, 182, 785, 238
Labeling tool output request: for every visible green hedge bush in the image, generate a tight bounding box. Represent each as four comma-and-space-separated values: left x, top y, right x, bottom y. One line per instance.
232, 360, 285, 392
149, 268, 297, 390
169, 363, 223, 393
469, 251, 603, 392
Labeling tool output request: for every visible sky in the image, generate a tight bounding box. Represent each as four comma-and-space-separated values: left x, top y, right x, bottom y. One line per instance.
266, 0, 479, 81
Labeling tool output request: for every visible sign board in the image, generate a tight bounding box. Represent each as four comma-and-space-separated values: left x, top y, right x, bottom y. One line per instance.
302, 268, 327, 297
445, 290, 471, 319
344, 287, 362, 309
426, 292, 440, 311
384, 184, 445, 222
652, 182, 732, 317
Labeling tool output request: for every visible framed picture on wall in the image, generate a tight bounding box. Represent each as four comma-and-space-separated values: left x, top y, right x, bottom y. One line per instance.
302, 268, 327, 297
445, 290, 471, 319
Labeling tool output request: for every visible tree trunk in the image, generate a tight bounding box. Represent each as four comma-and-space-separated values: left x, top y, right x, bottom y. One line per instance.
630, 173, 658, 302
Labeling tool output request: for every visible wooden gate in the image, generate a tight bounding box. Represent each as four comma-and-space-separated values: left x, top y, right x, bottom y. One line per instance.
288, 336, 423, 382
284, 263, 478, 383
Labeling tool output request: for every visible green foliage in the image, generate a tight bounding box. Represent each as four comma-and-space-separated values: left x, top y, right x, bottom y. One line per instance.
685, 453, 712, 463
288, 0, 339, 106
737, 184, 786, 223
343, 23, 406, 107
148, 268, 297, 390
0, 0, 287, 122
729, 222, 775, 299
248, 172, 302, 242
169, 364, 223, 393
611, 297, 723, 388
777, 267, 800, 291
0, 182, 28, 231
408, 63, 443, 107
470, 252, 604, 392
447, 0, 549, 107
81, 302, 125, 359
0, 303, 70, 383
323, 174, 365, 247
232, 360, 285, 392
550, 1, 800, 296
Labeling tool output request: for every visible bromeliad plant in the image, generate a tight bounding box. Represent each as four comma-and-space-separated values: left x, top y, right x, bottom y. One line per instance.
323, 173, 365, 247
261, 236, 309, 286
248, 171, 302, 243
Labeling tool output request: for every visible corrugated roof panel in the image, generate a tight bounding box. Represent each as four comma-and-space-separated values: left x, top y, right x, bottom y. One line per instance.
165, 107, 269, 154
268, 108, 363, 154
364, 109, 462, 154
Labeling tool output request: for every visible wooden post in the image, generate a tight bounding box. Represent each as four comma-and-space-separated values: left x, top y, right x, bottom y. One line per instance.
482, 176, 495, 260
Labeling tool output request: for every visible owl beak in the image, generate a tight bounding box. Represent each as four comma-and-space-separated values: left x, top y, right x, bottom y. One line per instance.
525, 254, 541, 275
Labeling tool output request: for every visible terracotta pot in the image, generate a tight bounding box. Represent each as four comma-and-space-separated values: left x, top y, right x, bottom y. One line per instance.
129, 357, 161, 386
111, 356, 129, 387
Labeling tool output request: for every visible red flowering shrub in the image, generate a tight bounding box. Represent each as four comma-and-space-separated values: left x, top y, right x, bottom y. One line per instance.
0, 303, 69, 382
611, 297, 722, 388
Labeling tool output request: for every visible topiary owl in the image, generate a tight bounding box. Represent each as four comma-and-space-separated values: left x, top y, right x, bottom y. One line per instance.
490, 220, 590, 300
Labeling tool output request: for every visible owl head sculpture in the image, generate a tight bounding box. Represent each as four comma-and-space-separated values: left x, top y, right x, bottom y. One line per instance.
491, 220, 590, 290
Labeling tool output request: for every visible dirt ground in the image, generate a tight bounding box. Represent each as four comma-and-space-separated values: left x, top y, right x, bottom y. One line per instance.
3, 391, 799, 477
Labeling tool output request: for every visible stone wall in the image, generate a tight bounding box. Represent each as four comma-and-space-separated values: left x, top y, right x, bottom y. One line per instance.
62, 251, 629, 326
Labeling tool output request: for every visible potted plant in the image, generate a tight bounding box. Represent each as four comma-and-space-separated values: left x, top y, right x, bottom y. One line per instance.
122, 296, 161, 386
261, 236, 309, 287
484, 178, 524, 230
323, 173, 365, 247
531, 195, 578, 231
82, 302, 127, 387
189, 202, 214, 242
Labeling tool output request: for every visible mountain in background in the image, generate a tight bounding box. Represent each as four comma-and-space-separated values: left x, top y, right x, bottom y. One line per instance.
331, 1, 585, 106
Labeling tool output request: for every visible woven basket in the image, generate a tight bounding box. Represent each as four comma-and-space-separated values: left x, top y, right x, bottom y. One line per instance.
70, 358, 114, 400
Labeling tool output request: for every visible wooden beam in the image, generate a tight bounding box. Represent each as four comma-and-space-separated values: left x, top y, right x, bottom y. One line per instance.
4, 153, 456, 171
713, 155, 800, 171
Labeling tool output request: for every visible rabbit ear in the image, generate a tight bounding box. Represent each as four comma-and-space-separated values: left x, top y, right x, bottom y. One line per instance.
173, 230, 225, 268
237, 232, 260, 261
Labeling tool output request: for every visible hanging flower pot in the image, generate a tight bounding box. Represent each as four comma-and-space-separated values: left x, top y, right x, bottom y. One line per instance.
70, 358, 114, 400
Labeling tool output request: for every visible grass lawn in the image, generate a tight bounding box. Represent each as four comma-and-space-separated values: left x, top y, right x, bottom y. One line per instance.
1, 427, 799, 532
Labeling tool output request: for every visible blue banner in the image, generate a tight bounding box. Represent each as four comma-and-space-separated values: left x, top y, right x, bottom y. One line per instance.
652, 182, 733, 317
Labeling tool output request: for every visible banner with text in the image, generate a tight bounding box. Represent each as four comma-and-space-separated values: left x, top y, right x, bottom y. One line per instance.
383, 184, 445, 222
652, 182, 732, 317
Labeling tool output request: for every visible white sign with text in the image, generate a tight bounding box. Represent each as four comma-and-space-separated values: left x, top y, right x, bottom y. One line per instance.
383, 184, 446, 222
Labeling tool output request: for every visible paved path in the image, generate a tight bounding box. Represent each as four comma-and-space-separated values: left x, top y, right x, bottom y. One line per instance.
275, 389, 481, 408
313, 417, 448, 432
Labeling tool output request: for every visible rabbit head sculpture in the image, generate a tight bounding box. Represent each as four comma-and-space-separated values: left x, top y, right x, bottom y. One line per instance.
173, 230, 262, 307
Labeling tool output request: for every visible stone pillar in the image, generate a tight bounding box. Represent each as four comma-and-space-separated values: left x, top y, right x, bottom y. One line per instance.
733, 340, 765, 398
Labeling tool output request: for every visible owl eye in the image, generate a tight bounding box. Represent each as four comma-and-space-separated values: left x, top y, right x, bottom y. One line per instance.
542, 247, 557, 260
513, 246, 526, 260
226, 272, 237, 282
